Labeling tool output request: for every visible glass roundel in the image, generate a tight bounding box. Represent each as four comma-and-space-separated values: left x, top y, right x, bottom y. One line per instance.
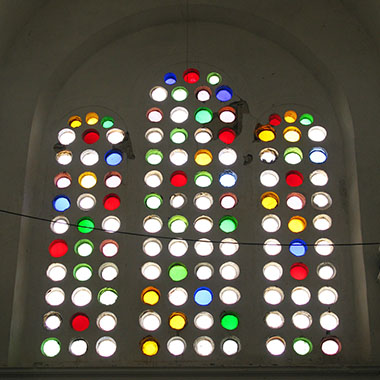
311, 192, 332, 210
98, 287, 118, 306
101, 116, 114, 129
207, 72, 221, 85
43, 311, 62, 330
261, 192, 279, 210
216, 85, 233, 102
145, 149, 163, 165
194, 149, 213, 166
283, 127, 301, 142
53, 195, 70, 212
263, 262, 283, 281
141, 262, 162, 280
139, 310, 161, 331
259, 148, 278, 163
144, 170, 163, 188
143, 215, 163, 233
46, 263, 67, 282
85, 112, 99, 125
50, 216, 70, 234
170, 128, 188, 144
309, 147, 328, 164
289, 239, 307, 257
100, 239, 119, 257
170, 171, 187, 187
105, 149, 123, 166
96, 337, 117, 357
262, 214, 281, 233
141, 337, 159, 357
150, 86, 168, 102
309, 170, 328, 186
194, 312, 214, 330
266, 336, 286, 356
284, 147, 303, 165
170, 149, 188, 166
308, 126, 327, 142
167, 337, 186, 356
68, 115, 82, 128
219, 216, 238, 233
106, 128, 125, 144
219, 170, 237, 187
290, 263, 309, 280
219, 286, 240, 305
264, 286, 284, 305
265, 311, 285, 329
194, 128, 213, 144
169, 312, 187, 330
144, 193, 163, 210
260, 170, 279, 187
104, 171, 122, 188
194, 263, 214, 280
218, 128, 236, 144
171, 86, 188, 101
218, 148, 237, 166
318, 286, 338, 305
193, 192, 213, 210
99, 262, 119, 281
194, 287, 213, 306
164, 72, 177, 85
54, 172, 72, 189
143, 238, 162, 257
170, 193, 187, 209
317, 262, 336, 280
168, 239, 188, 257
320, 311, 339, 331
194, 107, 213, 124
74, 239, 94, 257
168, 287, 188, 306
58, 128, 76, 145
299, 113, 314, 126
194, 171, 213, 187
194, 238, 214, 256
263, 239, 282, 256
292, 311, 313, 329
286, 170, 303, 187
293, 337, 313, 356
170, 106, 189, 123
101, 216, 120, 233
195, 86, 212, 102
82, 129, 100, 144
56, 150, 72, 165
284, 110, 297, 123
255, 124, 276, 142
287, 192, 306, 210
219, 238, 239, 256
313, 214, 332, 231
218, 106, 236, 123
220, 312, 239, 330
168, 263, 188, 282
41, 338, 61, 357
193, 336, 215, 356
80, 149, 99, 166
145, 127, 164, 143
183, 68, 200, 83
49, 239, 68, 258
194, 215, 213, 233
146, 107, 163, 123
220, 193, 238, 209
291, 286, 311, 305
288, 216, 307, 233
77, 193, 96, 211
103, 194, 121, 210
141, 286, 160, 306
168, 215, 188, 233
321, 337, 342, 356
97, 312, 117, 332
269, 113, 281, 126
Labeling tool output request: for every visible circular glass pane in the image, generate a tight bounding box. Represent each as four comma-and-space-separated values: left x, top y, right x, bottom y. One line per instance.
194, 312, 214, 330
170, 106, 189, 123
265, 311, 285, 329
315, 238, 334, 256
141, 262, 161, 280
262, 214, 281, 233
260, 170, 279, 187
71, 287, 92, 307
317, 262, 336, 280
168, 239, 188, 257
96, 337, 116, 357
144, 170, 163, 188
219, 286, 240, 305
146, 107, 163, 123
264, 286, 284, 305
145, 127, 164, 143
263, 239, 282, 256
308, 126, 327, 142
104, 171, 122, 188
168, 287, 188, 306
219, 238, 239, 256
171, 86, 188, 101
170, 128, 188, 144
143, 238, 162, 257
170, 149, 188, 166
193, 192, 213, 210
100, 239, 119, 257
263, 262, 283, 281
218, 148, 237, 166
97, 312, 117, 332
46, 263, 67, 282
58, 128, 76, 145
77, 193, 96, 211
194, 336, 214, 356
320, 312, 339, 331
56, 150, 72, 165
169, 193, 187, 209
150, 86, 168, 102
194, 128, 213, 143
219, 262, 240, 280
194, 263, 214, 280
139, 311, 161, 331
292, 311, 313, 329
167, 337, 186, 356
266, 336, 286, 356
143, 215, 163, 233
194, 238, 214, 256
259, 148, 278, 164
291, 286, 311, 305
318, 286, 338, 305
313, 214, 332, 231
311, 192, 332, 210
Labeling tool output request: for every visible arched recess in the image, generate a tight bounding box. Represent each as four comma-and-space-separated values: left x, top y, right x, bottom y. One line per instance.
8, 3, 369, 367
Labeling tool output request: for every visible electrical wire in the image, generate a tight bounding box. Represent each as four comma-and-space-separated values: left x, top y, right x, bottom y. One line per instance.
0, 208, 378, 247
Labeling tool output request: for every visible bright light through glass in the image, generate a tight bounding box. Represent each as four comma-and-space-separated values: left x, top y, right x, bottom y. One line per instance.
150, 86, 168, 102
193, 192, 213, 210
167, 337, 186, 356
320, 312, 339, 331
314, 238, 334, 256
96, 337, 117, 357
262, 214, 281, 232
219, 238, 239, 256
264, 287, 284, 305
292, 311, 312, 329
169, 149, 188, 166
265, 311, 284, 329
266, 336, 286, 356
141, 262, 161, 280
260, 170, 279, 187
291, 286, 311, 306
143, 238, 162, 257
218, 148, 237, 166
219, 262, 240, 280
194, 238, 214, 256
170, 193, 187, 209
168, 239, 188, 257
194, 336, 214, 356
263, 239, 282, 256
194, 312, 214, 330
263, 262, 283, 281
170, 106, 189, 123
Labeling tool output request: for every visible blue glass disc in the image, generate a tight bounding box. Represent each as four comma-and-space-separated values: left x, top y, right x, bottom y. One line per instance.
105, 149, 123, 166
164, 72, 177, 85
53, 195, 71, 212
309, 147, 327, 164
216, 85, 233, 102
289, 239, 308, 257
219, 170, 237, 188
194, 287, 213, 306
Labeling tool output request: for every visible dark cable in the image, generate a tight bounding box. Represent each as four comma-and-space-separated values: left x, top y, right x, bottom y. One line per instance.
0, 208, 378, 247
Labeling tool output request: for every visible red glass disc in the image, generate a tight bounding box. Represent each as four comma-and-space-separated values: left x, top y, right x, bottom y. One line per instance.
290, 262, 309, 280
170, 171, 188, 187
218, 128, 236, 144
82, 129, 100, 144
269, 113, 281, 126
103, 194, 121, 210
183, 68, 200, 84
71, 313, 90, 331
49, 239, 68, 258
286, 170, 304, 187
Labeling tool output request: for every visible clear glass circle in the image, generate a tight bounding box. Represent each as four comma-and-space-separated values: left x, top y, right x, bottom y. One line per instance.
263, 239, 282, 256
194, 312, 214, 330
263, 262, 283, 281
194, 128, 213, 143
292, 311, 313, 329
167, 337, 186, 356
69, 339, 88, 356
168, 239, 188, 257
43, 312, 62, 330
194, 336, 214, 356
222, 337, 240, 355
97, 312, 117, 332
266, 336, 286, 356
77, 193, 96, 211
143, 238, 162, 257
317, 262, 336, 280
311, 192, 332, 210
262, 214, 281, 232
106, 128, 125, 144
291, 286, 311, 305
309, 170, 328, 186
144, 170, 163, 188
219, 286, 241, 305
50, 216, 70, 234
318, 286, 338, 305
193, 192, 213, 210
80, 149, 99, 166
195, 263, 214, 280
45, 287, 65, 306
150, 86, 168, 102
265, 311, 285, 329
264, 286, 284, 305
168, 287, 188, 306
145, 128, 164, 143
169, 149, 188, 166
260, 170, 280, 187
58, 128, 76, 145
102, 216, 121, 233
308, 126, 327, 142
46, 263, 67, 282
315, 238, 334, 256
139, 310, 161, 331
143, 215, 163, 233
320, 311, 339, 331
194, 238, 214, 256
219, 262, 240, 280
98, 263, 119, 281
141, 262, 161, 280
219, 238, 239, 256
313, 214, 332, 231
169, 193, 187, 209
194, 215, 213, 233
259, 148, 278, 163
218, 148, 237, 166
71, 287, 92, 307
170, 106, 189, 123
96, 337, 117, 357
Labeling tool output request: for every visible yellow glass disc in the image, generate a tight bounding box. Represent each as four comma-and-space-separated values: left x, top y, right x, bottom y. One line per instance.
68, 115, 82, 128
169, 312, 187, 330
141, 287, 160, 305
141, 339, 159, 356
78, 171, 97, 189
288, 216, 307, 233
194, 149, 213, 166
283, 127, 301, 142
261, 192, 280, 210
258, 130, 275, 142
86, 112, 99, 125
284, 110, 297, 123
